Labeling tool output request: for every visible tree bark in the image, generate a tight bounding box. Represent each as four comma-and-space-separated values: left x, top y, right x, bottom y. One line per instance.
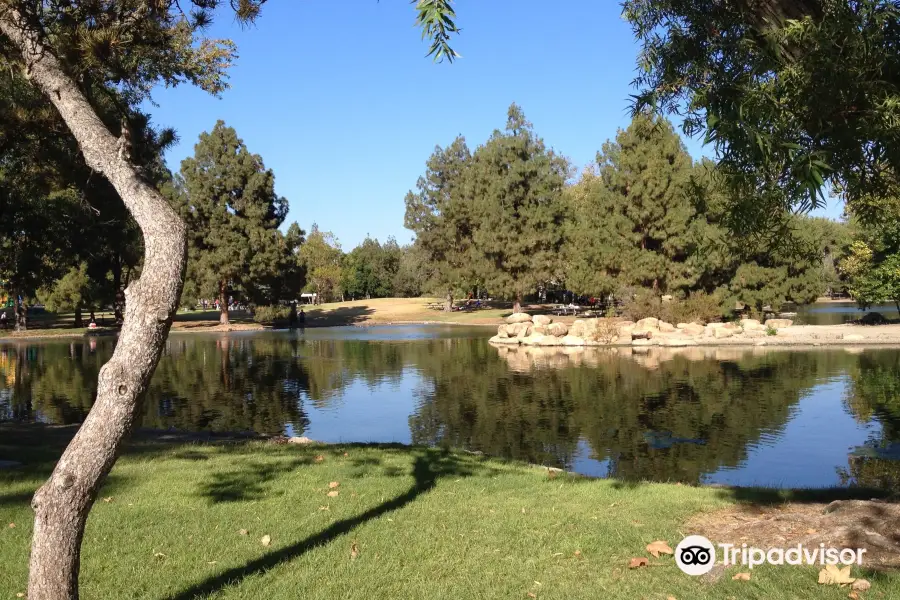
513, 293, 523, 314
14, 293, 26, 331
219, 281, 229, 325
74, 306, 82, 329
443, 290, 453, 312
0, 9, 187, 600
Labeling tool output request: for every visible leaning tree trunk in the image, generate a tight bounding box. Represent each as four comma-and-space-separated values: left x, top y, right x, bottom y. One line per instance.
0, 9, 187, 600
219, 281, 229, 325
443, 290, 453, 312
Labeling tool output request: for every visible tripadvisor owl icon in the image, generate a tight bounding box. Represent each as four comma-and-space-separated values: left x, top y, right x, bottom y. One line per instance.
675, 535, 717, 576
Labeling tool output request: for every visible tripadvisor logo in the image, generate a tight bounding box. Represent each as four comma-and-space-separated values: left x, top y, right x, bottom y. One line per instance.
675, 535, 717, 576
674, 535, 867, 576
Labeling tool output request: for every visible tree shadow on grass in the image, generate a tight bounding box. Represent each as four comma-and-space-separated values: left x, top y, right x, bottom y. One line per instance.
165, 448, 474, 600
303, 305, 375, 327
199, 457, 314, 503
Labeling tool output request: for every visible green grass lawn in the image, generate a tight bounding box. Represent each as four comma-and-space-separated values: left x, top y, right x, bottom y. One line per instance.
1, 428, 898, 599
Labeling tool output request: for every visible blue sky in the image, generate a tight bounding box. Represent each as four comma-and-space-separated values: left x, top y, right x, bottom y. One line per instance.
145, 0, 842, 249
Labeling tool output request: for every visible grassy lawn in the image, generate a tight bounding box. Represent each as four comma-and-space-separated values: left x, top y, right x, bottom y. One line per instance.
1, 428, 897, 599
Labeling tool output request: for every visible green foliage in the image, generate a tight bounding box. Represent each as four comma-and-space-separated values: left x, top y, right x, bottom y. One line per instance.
299, 225, 343, 302
414, 0, 461, 62
39, 264, 95, 313
175, 121, 292, 309
468, 105, 569, 308
620, 289, 662, 322
624, 0, 900, 224
404, 136, 477, 306
252, 305, 291, 326
661, 291, 725, 325
566, 115, 696, 295
341, 237, 402, 300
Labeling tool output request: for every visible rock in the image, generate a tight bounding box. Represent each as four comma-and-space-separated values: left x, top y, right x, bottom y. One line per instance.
742, 329, 767, 338
632, 338, 656, 347
682, 323, 706, 336
506, 312, 533, 324
658, 321, 676, 333
658, 337, 698, 347
532, 325, 549, 336
636, 317, 659, 329
547, 322, 568, 337
723, 321, 743, 331
713, 327, 734, 339
521, 334, 545, 346
569, 320, 586, 338
755, 340, 767, 346
676, 323, 688, 329
740, 318, 765, 331
532, 314, 553, 326
631, 329, 653, 340
287, 436, 314, 445
765, 318, 793, 329
516, 323, 533, 338
706, 322, 727, 329
561, 335, 586, 346
490, 335, 519, 345
497, 324, 509, 338
536, 335, 563, 346
843, 333, 865, 341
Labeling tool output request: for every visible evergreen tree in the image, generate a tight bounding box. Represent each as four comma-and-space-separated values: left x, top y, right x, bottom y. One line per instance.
177, 121, 289, 324
469, 104, 569, 312
404, 137, 477, 311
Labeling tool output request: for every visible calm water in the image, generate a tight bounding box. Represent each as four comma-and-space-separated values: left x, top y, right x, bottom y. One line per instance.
795, 301, 900, 325
2, 326, 899, 489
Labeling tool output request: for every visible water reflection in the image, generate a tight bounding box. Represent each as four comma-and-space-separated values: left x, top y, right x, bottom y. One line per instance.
1, 328, 899, 489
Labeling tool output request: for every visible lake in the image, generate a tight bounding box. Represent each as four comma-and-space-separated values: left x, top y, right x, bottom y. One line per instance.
2, 326, 899, 489
794, 301, 900, 325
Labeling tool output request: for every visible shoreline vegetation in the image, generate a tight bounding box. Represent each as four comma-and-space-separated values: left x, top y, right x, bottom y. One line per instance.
1, 425, 898, 599
4, 297, 900, 347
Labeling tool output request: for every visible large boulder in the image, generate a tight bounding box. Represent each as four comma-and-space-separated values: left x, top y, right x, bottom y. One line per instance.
569, 320, 586, 338
489, 335, 519, 345
497, 324, 509, 338
631, 328, 654, 340
658, 321, 676, 333
632, 338, 656, 347
532, 325, 550, 336
506, 312, 533, 324
765, 318, 793, 329
713, 327, 734, 339
740, 318, 765, 331
547, 322, 569, 337
516, 323, 533, 338
636, 317, 660, 329
658, 337, 699, 347
561, 335, 586, 346
533, 314, 553, 326
681, 323, 706, 336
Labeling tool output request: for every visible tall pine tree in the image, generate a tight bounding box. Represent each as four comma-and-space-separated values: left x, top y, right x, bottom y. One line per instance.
177, 121, 288, 324
469, 105, 569, 312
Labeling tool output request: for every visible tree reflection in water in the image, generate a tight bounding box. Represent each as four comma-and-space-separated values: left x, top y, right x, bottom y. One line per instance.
2, 332, 899, 487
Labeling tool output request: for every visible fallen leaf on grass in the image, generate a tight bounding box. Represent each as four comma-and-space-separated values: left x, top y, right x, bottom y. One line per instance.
238, 529, 249, 536
848, 592, 859, 600
350, 541, 360, 560
16, 593, 24, 598
628, 557, 649, 569
851, 579, 871, 591
732, 572, 751, 581
573, 550, 582, 558
102, 497, 113, 503
154, 552, 166, 559
314, 455, 325, 463
818, 564, 855, 586
329, 481, 340, 489
318, 505, 330, 511
646, 540, 673, 558
8, 523, 15, 528
343, 452, 349, 457
207, 561, 217, 565
521, 508, 526, 514
527, 593, 536, 599
552, 552, 563, 557
327, 490, 339, 498
260, 535, 271, 547
667, 596, 677, 600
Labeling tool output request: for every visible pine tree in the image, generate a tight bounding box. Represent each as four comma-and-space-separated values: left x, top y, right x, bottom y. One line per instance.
469, 104, 569, 312
404, 136, 477, 311
177, 121, 288, 324
592, 114, 697, 294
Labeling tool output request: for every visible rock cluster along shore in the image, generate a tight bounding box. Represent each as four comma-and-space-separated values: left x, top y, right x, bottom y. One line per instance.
490, 313, 797, 347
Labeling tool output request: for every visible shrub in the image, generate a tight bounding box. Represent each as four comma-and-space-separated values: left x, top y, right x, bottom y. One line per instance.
253, 305, 291, 325
660, 291, 726, 325
620, 289, 663, 321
